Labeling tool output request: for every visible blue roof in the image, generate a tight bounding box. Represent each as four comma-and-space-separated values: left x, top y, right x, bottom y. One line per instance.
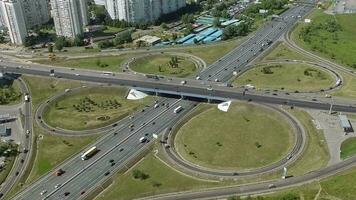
176, 34, 195, 44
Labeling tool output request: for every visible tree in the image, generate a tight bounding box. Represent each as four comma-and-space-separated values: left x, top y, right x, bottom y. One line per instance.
172, 33, 178, 41
160, 23, 168, 30
54, 36, 66, 51
213, 17, 221, 28
184, 24, 194, 36
97, 40, 113, 49
47, 44, 53, 53
24, 36, 36, 47
73, 34, 84, 46
132, 170, 149, 180
113, 30, 132, 46
181, 14, 194, 24
0, 33, 5, 43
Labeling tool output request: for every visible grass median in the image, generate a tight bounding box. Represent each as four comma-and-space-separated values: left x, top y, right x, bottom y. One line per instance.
35, 54, 135, 72
130, 54, 197, 77
96, 153, 218, 200
43, 87, 152, 131
234, 63, 335, 92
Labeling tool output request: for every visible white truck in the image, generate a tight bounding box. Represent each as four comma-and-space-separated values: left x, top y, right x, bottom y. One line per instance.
139, 137, 147, 143
174, 106, 183, 114
24, 94, 30, 102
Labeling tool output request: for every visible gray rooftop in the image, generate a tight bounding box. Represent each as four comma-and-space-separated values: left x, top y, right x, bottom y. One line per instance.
339, 115, 351, 128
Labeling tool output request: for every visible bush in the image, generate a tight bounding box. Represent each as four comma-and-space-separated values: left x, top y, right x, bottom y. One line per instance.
132, 169, 149, 180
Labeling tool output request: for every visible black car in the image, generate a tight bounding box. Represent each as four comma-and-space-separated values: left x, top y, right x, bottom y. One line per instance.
104, 171, 110, 176
64, 192, 70, 196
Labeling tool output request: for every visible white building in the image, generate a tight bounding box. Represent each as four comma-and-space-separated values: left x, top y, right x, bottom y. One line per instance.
105, 0, 186, 23
0, 0, 27, 44
0, 0, 50, 44
50, 0, 89, 38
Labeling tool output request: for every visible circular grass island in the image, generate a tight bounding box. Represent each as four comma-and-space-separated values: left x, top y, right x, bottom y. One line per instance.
130, 54, 198, 78
43, 87, 151, 131
175, 102, 294, 171
234, 63, 335, 92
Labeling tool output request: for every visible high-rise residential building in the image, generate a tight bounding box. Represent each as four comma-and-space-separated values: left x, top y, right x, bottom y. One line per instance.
50, 0, 88, 38
0, 0, 27, 44
21, 0, 50, 28
0, 0, 50, 44
105, 0, 186, 23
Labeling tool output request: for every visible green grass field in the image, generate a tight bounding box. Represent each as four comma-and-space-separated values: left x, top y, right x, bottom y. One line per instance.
262, 42, 312, 62
340, 138, 356, 160
175, 103, 293, 170
96, 154, 218, 200
292, 10, 356, 69
234, 63, 334, 92
35, 54, 135, 72
130, 55, 197, 77
43, 87, 152, 130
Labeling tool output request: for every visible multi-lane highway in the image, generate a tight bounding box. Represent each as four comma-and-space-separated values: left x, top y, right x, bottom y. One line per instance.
13, 97, 195, 200
5, 2, 351, 200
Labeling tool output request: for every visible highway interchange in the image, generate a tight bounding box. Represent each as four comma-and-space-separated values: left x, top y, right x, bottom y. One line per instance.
1, 1, 356, 200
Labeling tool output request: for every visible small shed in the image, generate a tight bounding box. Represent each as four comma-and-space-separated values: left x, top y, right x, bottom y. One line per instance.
0, 125, 10, 137
339, 115, 353, 133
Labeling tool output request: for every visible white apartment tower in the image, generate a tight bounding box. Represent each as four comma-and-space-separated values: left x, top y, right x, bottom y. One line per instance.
105, 0, 186, 23
0, 0, 27, 44
0, 0, 50, 44
50, 0, 88, 38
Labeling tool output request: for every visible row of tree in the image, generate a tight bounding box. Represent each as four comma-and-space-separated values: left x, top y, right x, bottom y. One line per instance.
97, 30, 132, 49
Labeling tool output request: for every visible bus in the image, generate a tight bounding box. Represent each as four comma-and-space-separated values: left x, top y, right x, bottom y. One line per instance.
174, 106, 183, 114
102, 71, 114, 76
81, 146, 98, 160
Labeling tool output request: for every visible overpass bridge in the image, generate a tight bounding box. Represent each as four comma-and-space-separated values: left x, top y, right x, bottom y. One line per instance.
1, 63, 356, 113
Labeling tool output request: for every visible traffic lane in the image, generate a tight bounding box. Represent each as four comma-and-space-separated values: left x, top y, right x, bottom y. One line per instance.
202, 4, 304, 76
49, 101, 195, 200
13, 98, 181, 199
